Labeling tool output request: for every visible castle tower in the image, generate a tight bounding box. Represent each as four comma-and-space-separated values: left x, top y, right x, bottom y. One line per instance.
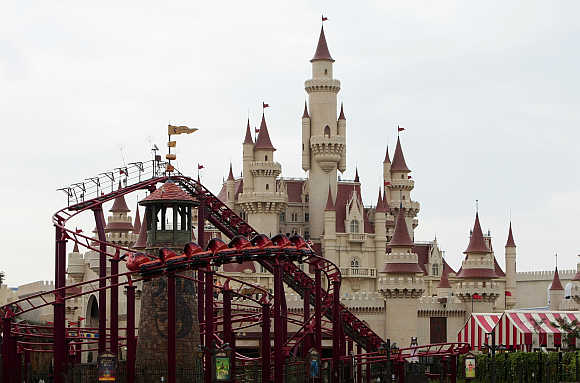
136, 180, 200, 371
304, 26, 346, 240
504, 222, 517, 309
105, 182, 135, 246
549, 266, 564, 310
226, 163, 235, 209
571, 257, 580, 307
379, 206, 424, 346
239, 113, 287, 235
455, 212, 500, 313
437, 265, 452, 298
322, 186, 337, 262
386, 137, 420, 238
383, 147, 392, 202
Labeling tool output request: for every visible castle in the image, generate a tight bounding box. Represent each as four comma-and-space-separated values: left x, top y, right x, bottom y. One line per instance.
2, 24, 579, 354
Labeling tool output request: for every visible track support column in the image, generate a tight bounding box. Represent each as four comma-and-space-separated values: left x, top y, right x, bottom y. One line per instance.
223, 284, 234, 378
53, 223, 66, 383
110, 251, 119, 357
168, 272, 176, 383
125, 284, 136, 383
314, 265, 322, 351
93, 207, 108, 354
261, 301, 271, 383
331, 280, 341, 383
197, 268, 205, 347
2, 318, 14, 383
204, 269, 214, 383
273, 262, 284, 383
356, 344, 362, 383
303, 286, 311, 356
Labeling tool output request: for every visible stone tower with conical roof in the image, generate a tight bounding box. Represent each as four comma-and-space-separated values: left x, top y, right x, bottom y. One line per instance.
106, 182, 136, 246
303, 25, 346, 240
505, 222, 517, 308
239, 113, 287, 235
549, 266, 565, 310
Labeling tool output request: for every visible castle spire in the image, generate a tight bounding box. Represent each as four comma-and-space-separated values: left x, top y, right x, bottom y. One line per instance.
391, 136, 410, 172
384, 146, 391, 164
110, 182, 130, 213
227, 162, 234, 181
302, 101, 309, 118
464, 212, 489, 254
73, 241, 80, 253
550, 266, 564, 290
243, 118, 253, 144
325, 186, 335, 211
133, 204, 141, 233
133, 215, 147, 250
338, 103, 346, 120
376, 188, 386, 212
505, 222, 516, 247
437, 265, 451, 289
311, 26, 334, 62
354, 167, 359, 182
389, 207, 413, 247
254, 113, 276, 151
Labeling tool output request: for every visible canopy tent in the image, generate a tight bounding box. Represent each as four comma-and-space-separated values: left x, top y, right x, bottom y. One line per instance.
458, 311, 580, 351
457, 313, 502, 351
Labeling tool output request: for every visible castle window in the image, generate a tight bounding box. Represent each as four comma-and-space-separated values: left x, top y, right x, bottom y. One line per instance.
432, 263, 439, 276
401, 174, 404, 179
324, 125, 331, 138
266, 184, 269, 190
350, 220, 359, 233
305, 194, 309, 202
265, 155, 268, 161
305, 231, 310, 240
305, 213, 309, 222
324, 68, 328, 75
351, 258, 359, 268
280, 212, 285, 222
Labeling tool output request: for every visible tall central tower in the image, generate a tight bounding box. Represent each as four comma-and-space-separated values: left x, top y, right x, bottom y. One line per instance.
303, 26, 346, 239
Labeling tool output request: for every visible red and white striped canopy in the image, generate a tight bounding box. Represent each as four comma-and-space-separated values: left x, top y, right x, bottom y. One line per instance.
458, 311, 580, 351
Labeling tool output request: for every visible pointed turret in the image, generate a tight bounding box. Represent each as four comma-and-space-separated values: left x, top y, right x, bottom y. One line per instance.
338, 103, 346, 120
133, 215, 147, 250
302, 101, 310, 118
110, 182, 130, 213
550, 267, 564, 291
73, 241, 80, 253
464, 213, 489, 254
243, 118, 253, 144
133, 204, 141, 234
391, 136, 410, 172
376, 188, 386, 213
384, 146, 391, 164
325, 186, 335, 211
227, 163, 234, 181
506, 222, 516, 248
311, 26, 334, 62
254, 113, 276, 151
354, 168, 359, 182
437, 266, 451, 289
389, 207, 413, 247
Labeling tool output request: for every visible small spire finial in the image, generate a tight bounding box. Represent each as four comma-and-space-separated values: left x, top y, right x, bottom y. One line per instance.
476, 199, 479, 213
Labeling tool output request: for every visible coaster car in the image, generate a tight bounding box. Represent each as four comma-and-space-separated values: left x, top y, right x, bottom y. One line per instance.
126, 252, 150, 271
271, 234, 300, 259
139, 249, 171, 276
164, 248, 189, 270
182, 242, 212, 268
228, 235, 263, 262
289, 235, 315, 258
206, 238, 237, 267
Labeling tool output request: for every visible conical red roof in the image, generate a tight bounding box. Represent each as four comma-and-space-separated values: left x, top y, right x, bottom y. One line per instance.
133, 204, 141, 233
302, 101, 309, 118
311, 26, 334, 62
464, 213, 490, 254
325, 186, 335, 211
227, 163, 234, 181
133, 215, 147, 250
573, 266, 580, 281
254, 113, 276, 151
383, 190, 389, 210
110, 183, 130, 213
389, 207, 413, 247
506, 222, 516, 247
376, 188, 387, 213
384, 146, 391, 164
437, 264, 451, 289
550, 267, 564, 291
338, 103, 346, 120
142, 181, 194, 203
243, 118, 253, 144
391, 137, 410, 172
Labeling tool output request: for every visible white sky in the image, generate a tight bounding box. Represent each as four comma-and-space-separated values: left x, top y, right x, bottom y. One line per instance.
1, 1, 579, 286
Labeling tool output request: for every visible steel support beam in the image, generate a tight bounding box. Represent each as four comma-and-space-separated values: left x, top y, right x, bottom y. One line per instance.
198, 268, 205, 347
126, 285, 136, 383
53, 224, 66, 383
314, 265, 322, 351
261, 302, 271, 383
273, 262, 283, 383
93, 207, 108, 354
331, 280, 341, 383
110, 253, 119, 357
356, 344, 362, 383
168, 273, 176, 383
223, 286, 234, 377
204, 270, 214, 383
303, 286, 311, 357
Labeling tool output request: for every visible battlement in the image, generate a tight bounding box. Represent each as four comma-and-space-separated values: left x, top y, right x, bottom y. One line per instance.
516, 269, 575, 282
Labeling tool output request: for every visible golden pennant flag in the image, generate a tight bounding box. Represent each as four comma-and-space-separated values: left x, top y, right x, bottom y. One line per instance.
168, 125, 198, 135
168, 141, 176, 148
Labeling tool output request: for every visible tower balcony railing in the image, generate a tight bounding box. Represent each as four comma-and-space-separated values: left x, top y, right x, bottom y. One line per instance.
310, 135, 346, 148
238, 191, 288, 206
340, 267, 376, 278
348, 233, 367, 242
378, 275, 425, 292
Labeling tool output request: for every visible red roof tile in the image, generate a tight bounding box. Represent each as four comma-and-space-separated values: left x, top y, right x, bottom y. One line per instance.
325, 186, 335, 211
573, 269, 580, 281
141, 181, 195, 203
227, 163, 234, 181
243, 118, 253, 144
364, 209, 374, 234
464, 213, 490, 254
437, 264, 452, 288
550, 267, 564, 290
133, 204, 141, 233
254, 113, 276, 151
383, 262, 424, 274
302, 101, 309, 119
106, 221, 135, 232
338, 103, 345, 120
286, 180, 304, 203
389, 208, 413, 247
311, 26, 334, 62
384, 146, 391, 164
133, 215, 147, 249
455, 268, 498, 279
413, 244, 429, 274
505, 222, 516, 247
390, 137, 410, 172
110, 188, 130, 213
217, 179, 243, 203
493, 257, 505, 277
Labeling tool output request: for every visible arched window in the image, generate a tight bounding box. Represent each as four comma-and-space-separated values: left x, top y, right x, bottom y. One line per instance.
265, 155, 268, 161
266, 184, 269, 191
351, 258, 359, 268
350, 220, 359, 233
324, 125, 331, 138
432, 263, 439, 276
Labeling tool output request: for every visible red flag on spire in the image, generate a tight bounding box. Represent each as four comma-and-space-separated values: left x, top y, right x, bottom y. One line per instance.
322, 15, 328, 22
262, 102, 269, 109
255, 128, 260, 134
397, 125, 405, 132
197, 164, 204, 170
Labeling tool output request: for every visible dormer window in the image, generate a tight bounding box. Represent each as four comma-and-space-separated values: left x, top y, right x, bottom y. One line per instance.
350, 220, 359, 233
432, 263, 439, 276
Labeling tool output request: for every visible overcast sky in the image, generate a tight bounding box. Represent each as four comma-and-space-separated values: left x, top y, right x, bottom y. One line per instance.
1, 1, 579, 286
